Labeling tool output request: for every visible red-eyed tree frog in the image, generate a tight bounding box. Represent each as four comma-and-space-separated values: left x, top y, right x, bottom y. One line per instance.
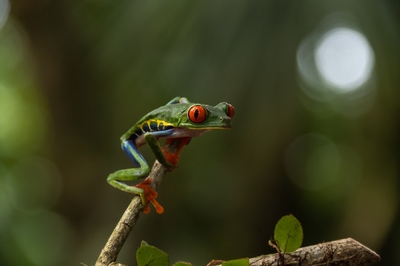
107, 97, 234, 214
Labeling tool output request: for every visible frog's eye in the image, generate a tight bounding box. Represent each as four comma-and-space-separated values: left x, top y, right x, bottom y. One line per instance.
188, 105, 207, 123
227, 104, 235, 118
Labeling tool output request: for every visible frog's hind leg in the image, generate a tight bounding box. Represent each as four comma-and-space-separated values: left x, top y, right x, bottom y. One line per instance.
107, 140, 163, 214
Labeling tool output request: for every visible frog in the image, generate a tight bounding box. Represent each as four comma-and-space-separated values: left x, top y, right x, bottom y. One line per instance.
107, 97, 234, 214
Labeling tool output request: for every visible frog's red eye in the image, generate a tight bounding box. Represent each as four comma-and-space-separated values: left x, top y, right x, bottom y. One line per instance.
188, 105, 207, 123
227, 104, 235, 118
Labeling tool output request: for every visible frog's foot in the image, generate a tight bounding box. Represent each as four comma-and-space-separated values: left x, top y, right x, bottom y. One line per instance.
162, 151, 179, 168
163, 137, 192, 168
135, 178, 164, 214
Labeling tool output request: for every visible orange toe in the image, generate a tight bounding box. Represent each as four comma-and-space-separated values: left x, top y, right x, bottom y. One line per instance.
143, 205, 151, 214
150, 198, 164, 214
134, 178, 164, 214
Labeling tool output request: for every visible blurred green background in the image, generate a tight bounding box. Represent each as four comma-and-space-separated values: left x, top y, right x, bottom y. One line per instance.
1, 0, 399, 265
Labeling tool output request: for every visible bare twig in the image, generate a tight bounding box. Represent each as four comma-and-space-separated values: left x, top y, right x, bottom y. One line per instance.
208, 238, 380, 266
95, 140, 181, 266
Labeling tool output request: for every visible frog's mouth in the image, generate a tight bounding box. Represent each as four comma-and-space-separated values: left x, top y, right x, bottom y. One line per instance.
171, 127, 211, 138
171, 125, 229, 138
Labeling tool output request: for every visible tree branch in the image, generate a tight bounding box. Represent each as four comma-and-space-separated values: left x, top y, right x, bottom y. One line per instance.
95, 141, 381, 266
95, 140, 182, 266
208, 238, 380, 266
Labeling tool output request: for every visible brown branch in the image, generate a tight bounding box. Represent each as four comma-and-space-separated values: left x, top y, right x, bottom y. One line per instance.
208, 238, 380, 266
96, 142, 381, 266
95, 140, 182, 266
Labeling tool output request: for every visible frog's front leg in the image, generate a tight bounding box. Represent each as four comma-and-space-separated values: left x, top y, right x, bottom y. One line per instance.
144, 132, 191, 168
107, 140, 163, 214
164, 137, 191, 166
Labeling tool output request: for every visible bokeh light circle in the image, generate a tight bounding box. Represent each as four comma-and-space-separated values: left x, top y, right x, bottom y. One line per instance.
315, 27, 374, 92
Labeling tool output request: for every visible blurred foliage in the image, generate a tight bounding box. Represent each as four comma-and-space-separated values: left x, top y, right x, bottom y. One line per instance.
0, 0, 399, 265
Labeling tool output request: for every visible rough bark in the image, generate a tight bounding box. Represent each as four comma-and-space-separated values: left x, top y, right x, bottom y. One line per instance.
208, 238, 380, 266
95, 140, 181, 266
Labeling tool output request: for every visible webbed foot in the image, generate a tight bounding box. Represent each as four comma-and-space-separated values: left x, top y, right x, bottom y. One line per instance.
135, 178, 164, 214
162, 150, 179, 167
162, 137, 192, 168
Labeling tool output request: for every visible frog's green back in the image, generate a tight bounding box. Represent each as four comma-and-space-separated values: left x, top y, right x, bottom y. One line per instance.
121, 103, 190, 141
120, 97, 233, 143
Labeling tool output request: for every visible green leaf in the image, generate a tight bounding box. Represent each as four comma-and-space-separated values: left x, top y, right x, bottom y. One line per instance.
222, 258, 250, 266
173, 262, 192, 266
273, 214, 303, 253
136, 241, 169, 266
140, 240, 149, 246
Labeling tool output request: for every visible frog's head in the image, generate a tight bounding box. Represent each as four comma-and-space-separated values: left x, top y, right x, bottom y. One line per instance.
179, 102, 234, 129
